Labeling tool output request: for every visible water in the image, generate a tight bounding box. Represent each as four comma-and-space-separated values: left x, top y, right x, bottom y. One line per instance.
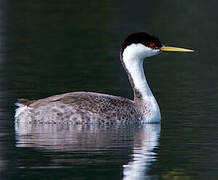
0, 0, 218, 179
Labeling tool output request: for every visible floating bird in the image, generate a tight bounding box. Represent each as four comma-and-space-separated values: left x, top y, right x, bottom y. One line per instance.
15, 32, 193, 124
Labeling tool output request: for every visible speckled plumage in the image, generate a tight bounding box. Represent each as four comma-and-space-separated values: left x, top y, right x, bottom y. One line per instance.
15, 92, 150, 124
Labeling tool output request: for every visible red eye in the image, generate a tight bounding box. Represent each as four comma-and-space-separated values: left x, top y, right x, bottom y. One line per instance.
150, 42, 155, 47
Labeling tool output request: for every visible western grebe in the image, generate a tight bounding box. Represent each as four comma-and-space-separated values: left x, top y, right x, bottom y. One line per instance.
15, 32, 193, 124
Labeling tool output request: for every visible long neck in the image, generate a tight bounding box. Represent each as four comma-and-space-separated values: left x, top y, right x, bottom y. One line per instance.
121, 49, 153, 102
120, 44, 161, 122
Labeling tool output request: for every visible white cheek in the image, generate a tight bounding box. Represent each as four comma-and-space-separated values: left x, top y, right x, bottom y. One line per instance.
150, 49, 160, 56
144, 48, 160, 58
123, 44, 160, 60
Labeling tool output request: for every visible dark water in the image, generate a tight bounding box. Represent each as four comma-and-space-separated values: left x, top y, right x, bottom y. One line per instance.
0, 0, 218, 179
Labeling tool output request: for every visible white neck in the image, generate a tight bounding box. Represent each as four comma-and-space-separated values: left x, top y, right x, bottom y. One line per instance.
122, 44, 155, 99
122, 44, 161, 122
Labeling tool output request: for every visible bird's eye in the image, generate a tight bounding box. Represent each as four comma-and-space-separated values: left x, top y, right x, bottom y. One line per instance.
149, 42, 155, 47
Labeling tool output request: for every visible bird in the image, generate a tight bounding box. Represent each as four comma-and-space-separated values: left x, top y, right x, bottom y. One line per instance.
15, 32, 193, 124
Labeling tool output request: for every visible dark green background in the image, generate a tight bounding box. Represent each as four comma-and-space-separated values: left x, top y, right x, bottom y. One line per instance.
0, 0, 217, 179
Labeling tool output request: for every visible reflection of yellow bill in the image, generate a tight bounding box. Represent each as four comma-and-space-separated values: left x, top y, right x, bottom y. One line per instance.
160, 46, 194, 52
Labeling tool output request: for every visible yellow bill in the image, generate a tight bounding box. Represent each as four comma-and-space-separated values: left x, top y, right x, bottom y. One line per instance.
160, 46, 194, 52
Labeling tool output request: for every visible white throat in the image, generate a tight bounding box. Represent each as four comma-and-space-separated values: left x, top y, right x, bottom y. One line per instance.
122, 43, 161, 122
122, 44, 159, 99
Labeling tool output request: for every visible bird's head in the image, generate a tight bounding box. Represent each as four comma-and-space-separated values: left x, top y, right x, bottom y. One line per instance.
121, 32, 193, 61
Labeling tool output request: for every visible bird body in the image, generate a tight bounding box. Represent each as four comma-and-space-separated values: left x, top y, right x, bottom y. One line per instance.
15, 32, 193, 124
15, 91, 158, 124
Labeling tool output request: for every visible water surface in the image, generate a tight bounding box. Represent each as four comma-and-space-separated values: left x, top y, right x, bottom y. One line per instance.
0, 0, 218, 179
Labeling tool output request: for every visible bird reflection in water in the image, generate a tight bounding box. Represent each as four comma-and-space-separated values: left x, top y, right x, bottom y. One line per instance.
15, 122, 160, 179
123, 124, 160, 180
